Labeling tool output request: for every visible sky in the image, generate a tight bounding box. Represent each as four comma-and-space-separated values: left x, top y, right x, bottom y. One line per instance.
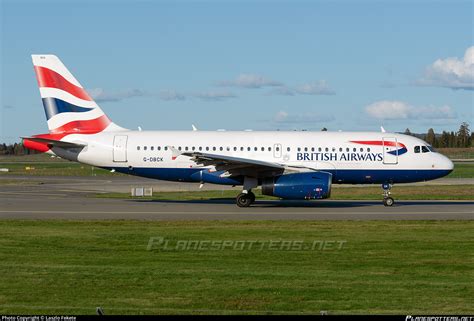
1, 0, 473, 143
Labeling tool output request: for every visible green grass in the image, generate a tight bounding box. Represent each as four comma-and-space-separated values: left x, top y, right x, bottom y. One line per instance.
446, 163, 474, 178
96, 184, 474, 201
0, 220, 472, 315
0, 162, 120, 176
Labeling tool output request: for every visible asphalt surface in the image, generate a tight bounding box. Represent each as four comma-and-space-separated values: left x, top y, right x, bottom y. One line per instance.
0, 177, 472, 220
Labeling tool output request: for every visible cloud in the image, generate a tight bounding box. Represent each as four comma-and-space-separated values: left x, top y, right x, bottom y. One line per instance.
192, 91, 236, 101
3, 105, 14, 109
273, 110, 335, 124
88, 88, 147, 103
365, 100, 457, 120
417, 46, 474, 90
218, 74, 283, 88
159, 90, 186, 101
158, 90, 236, 101
294, 81, 336, 95
267, 81, 335, 96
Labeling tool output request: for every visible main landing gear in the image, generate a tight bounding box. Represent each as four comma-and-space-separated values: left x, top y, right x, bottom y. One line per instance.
236, 191, 256, 207
236, 177, 258, 207
382, 183, 395, 207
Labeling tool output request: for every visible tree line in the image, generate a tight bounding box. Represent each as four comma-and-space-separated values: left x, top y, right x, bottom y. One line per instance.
0, 143, 39, 156
404, 122, 473, 148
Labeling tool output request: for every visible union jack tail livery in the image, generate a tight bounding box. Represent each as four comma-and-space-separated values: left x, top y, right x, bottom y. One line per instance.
32, 54, 123, 134
23, 55, 125, 152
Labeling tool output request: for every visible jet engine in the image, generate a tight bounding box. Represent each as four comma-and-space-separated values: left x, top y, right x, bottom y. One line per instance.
261, 171, 332, 200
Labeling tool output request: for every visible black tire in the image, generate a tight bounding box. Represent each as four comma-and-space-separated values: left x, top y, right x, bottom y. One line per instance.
248, 191, 256, 203
383, 197, 394, 207
236, 193, 252, 207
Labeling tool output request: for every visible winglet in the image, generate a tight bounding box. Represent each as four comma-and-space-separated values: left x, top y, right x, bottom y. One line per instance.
167, 146, 182, 160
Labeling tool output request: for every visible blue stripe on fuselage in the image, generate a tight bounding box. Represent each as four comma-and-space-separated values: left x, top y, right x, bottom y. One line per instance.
104, 167, 452, 185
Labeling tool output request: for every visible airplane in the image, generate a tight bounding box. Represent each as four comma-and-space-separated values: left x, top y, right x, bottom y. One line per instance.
22, 55, 454, 207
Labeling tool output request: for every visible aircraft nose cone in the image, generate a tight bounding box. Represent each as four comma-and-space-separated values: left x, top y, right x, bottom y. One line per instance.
442, 154, 454, 172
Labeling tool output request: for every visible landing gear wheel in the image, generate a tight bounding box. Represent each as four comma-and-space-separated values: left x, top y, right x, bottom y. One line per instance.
248, 191, 256, 204
382, 183, 395, 207
383, 197, 394, 207
236, 193, 252, 207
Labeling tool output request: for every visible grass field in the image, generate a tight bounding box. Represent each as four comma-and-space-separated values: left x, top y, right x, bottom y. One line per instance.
0, 220, 472, 315
447, 163, 474, 178
0, 161, 118, 176
96, 184, 474, 201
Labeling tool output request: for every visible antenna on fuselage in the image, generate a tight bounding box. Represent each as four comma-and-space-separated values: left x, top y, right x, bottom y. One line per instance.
192, 124, 198, 131
380, 126, 386, 133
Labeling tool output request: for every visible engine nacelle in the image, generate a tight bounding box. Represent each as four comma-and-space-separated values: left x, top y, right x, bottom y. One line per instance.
261, 171, 332, 200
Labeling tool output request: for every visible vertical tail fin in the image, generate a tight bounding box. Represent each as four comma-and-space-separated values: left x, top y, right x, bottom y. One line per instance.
32, 54, 124, 134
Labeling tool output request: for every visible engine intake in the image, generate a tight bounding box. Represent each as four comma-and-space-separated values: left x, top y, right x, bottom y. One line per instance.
262, 171, 332, 200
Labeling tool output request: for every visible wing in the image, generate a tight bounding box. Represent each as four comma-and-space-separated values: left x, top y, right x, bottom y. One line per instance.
169, 147, 314, 178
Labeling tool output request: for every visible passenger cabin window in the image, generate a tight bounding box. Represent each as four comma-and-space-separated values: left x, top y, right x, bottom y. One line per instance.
144, 146, 147, 151
287, 147, 291, 152
137, 146, 140, 151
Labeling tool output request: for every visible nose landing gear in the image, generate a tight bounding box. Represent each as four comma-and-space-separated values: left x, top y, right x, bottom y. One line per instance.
382, 183, 394, 206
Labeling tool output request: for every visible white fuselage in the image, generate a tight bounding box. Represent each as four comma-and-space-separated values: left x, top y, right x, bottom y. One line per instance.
62, 130, 453, 185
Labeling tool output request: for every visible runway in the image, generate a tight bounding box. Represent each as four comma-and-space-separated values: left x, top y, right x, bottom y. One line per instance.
0, 183, 472, 220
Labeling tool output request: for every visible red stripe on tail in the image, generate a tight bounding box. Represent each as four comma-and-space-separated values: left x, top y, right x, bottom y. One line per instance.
34, 66, 93, 101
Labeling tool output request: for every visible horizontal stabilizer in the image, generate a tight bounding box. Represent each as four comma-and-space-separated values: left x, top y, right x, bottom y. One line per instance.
21, 137, 86, 148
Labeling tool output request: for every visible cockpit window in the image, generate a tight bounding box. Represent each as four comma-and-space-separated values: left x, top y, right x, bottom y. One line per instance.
421, 146, 430, 153
414, 146, 420, 153
427, 145, 435, 152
